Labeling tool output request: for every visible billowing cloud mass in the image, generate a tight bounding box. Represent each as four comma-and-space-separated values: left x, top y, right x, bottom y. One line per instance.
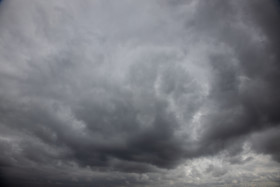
0, 0, 280, 186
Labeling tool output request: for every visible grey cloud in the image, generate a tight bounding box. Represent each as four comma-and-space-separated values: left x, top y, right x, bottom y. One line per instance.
250, 127, 280, 162
205, 164, 227, 177
181, 0, 280, 163
0, 0, 280, 186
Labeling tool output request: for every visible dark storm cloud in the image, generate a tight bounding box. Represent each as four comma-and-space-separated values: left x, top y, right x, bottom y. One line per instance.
195, 0, 280, 161
251, 127, 280, 162
0, 0, 280, 186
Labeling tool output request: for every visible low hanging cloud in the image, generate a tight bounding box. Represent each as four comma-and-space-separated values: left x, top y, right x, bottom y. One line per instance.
0, 0, 280, 186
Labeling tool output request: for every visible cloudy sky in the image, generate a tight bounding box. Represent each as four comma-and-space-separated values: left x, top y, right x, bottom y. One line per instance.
0, 0, 280, 186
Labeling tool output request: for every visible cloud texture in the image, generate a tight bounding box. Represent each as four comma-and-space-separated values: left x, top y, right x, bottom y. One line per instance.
0, 0, 280, 186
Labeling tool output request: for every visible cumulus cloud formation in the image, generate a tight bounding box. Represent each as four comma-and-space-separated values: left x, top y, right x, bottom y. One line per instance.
0, 0, 280, 186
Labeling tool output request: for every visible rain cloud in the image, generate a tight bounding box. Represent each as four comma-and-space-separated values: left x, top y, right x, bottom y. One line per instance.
0, 0, 280, 186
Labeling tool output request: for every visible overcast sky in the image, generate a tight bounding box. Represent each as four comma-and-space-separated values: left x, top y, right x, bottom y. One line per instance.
0, 0, 280, 186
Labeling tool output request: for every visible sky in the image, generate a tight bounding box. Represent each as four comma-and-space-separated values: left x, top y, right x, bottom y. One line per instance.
0, 0, 280, 186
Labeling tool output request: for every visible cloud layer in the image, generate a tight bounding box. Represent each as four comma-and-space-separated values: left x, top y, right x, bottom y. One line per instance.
0, 0, 280, 186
